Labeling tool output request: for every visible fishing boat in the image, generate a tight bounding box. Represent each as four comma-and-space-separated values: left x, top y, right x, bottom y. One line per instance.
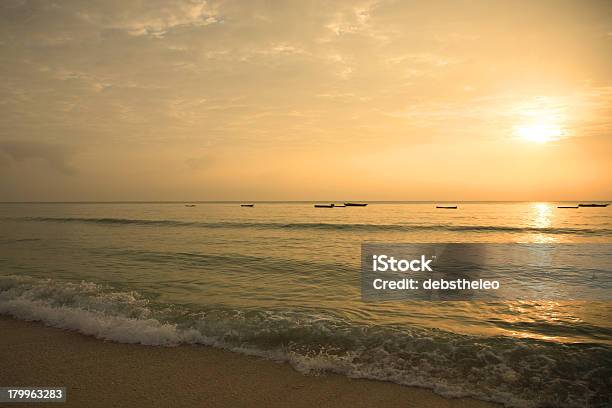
241, 204, 255, 207
436, 205, 458, 209
344, 203, 367, 207
578, 203, 609, 207
314, 204, 335, 208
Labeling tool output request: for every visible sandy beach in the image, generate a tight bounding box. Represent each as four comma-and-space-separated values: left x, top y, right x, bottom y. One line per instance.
0, 316, 500, 408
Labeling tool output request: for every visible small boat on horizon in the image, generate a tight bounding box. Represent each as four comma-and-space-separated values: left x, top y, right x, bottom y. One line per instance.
344, 203, 367, 207
185, 204, 196, 207
558, 206, 579, 209
578, 203, 609, 207
241, 204, 255, 207
314, 204, 335, 208
436, 205, 458, 209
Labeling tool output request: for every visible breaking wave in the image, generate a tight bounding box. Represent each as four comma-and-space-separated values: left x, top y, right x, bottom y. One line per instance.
1, 275, 610, 408
11, 217, 612, 236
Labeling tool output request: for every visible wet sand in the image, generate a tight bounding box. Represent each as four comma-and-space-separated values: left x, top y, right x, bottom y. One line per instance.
0, 316, 500, 408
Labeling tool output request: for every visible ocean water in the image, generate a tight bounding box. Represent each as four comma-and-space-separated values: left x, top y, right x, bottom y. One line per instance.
0, 202, 611, 407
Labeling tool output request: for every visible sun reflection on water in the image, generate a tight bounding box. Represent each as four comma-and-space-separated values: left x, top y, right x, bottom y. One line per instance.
529, 202, 557, 243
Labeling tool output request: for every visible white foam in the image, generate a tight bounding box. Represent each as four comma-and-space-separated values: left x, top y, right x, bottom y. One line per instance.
0, 275, 604, 408
0, 276, 194, 345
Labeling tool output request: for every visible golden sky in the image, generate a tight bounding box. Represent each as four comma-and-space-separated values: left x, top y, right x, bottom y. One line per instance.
1, 0, 611, 201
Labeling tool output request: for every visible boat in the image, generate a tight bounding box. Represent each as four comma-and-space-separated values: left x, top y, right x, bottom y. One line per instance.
314, 204, 335, 208
558, 206, 579, 209
185, 204, 196, 207
578, 203, 609, 207
436, 205, 458, 209
344, 203, 367, 207
241, 204, 255, 207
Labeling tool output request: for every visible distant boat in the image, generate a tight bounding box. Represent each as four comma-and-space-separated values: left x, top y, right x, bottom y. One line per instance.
241, 204, 255, 207
578, 203, 609, 207
314, 204, 335, 208
558, 206, 579, 209
185, 204, 196, 207
344, 203, 367, 207
436, 205, 458, 209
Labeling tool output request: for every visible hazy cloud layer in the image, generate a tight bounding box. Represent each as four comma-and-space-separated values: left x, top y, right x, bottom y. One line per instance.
1, 0, 611, 200
0, 140, 76, 174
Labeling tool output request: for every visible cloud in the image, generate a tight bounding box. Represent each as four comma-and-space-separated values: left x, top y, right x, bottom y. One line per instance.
0, 140, 76, 175
185, 154, 214, 170
75, 0, 219, 38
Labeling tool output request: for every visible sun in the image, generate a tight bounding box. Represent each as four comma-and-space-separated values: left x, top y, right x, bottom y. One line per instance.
515, 123, 563, 144
512, 98, 568, 144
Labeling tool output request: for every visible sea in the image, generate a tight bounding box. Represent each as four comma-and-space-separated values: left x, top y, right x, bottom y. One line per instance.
0, 202, 610, 407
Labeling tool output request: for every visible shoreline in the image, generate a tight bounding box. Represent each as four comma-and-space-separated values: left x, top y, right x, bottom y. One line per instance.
0, 315, 500, 408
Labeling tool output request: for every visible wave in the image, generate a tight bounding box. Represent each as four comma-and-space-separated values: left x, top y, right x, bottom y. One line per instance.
1, 274, 610, 408
10, 217, 612, 236
0, 238, 42, 245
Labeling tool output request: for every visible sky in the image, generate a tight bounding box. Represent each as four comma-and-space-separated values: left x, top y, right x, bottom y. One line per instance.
1, 0, 611, 201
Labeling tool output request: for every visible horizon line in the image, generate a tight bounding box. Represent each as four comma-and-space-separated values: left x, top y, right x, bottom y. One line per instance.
1, 200, 610, 204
